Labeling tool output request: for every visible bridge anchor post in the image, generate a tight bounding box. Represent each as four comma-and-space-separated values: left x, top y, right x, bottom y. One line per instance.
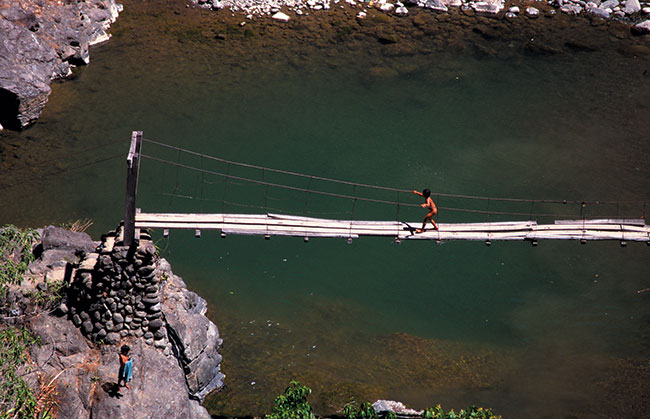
124, 131, 142, 247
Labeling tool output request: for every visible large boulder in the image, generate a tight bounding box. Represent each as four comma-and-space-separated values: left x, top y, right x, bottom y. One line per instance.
632, 19, 650, 34
28, 312, 210, 419
159, 259, 225, 401
0, 18, 57, 129
0, 0, 122, 129
41, 225, 97, 254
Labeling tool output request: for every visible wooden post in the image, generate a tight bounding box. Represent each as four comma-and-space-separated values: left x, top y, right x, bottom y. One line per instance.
124, 131, 142, 246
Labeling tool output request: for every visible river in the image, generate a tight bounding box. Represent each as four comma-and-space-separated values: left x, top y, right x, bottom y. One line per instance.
1, 1, 649, 417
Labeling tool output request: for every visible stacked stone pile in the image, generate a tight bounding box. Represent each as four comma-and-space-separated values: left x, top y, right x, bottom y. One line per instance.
63, 225, 225, 400
67, 229, 169, 348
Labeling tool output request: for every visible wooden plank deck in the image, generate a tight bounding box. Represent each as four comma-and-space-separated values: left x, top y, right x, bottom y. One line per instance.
134, 212, 650, 243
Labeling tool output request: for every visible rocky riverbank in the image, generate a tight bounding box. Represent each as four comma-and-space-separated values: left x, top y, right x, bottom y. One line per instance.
0, 225, 224, 418
0, 0, 122, 130
191, 0, 650, 31
1, 0, 649, 133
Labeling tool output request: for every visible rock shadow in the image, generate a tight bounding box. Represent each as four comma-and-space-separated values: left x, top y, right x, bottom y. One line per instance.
101, 382, 124, 398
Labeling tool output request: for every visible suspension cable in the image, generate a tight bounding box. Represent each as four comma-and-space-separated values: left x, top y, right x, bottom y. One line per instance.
141, 137, 645, 206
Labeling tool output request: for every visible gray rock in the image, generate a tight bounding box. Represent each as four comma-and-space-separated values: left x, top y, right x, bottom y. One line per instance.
20, 230, 213, 419
560, 3, 583, 13
600, 0, 618, 7
525, 6, 540, 16
42, 226, 96, 253
104, 332, 120, 345
632, 19, 650, 33
149, 318, 164, 331
58, 302, 69, 315
472, 1, 503, 13
0, 19, 56, 129
92, 310, 101, 322
29, 249, 80, 274
625, 0, 641, 13
96, 328, 107, 340
136, 243, 157, 258
143, 296, 159, 305
82, 320, 94, 334
424, 0, 448, 11
138, 266, 155, 276
373, 400, 423, 416
161, 262, 224, 401
148, 311, 162, 319
587, 3, 612, 17
86, 343, 212, 418
113, 312, 124, 324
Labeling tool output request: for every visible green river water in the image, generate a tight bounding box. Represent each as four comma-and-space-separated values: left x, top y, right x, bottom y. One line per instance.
1, 1, 650, 417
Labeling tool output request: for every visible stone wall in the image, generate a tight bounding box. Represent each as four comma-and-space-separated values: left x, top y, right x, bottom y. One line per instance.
67, 228, 168, 348
63, 225, 225, 401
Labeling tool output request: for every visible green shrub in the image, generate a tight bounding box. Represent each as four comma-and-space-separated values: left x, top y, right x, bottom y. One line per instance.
0, 326, 40, 418
343, 400, 378, 419
267, 380, 315, 419
0, 225, 39, 297
27, 280, 66, 311
422, 404, 501, 419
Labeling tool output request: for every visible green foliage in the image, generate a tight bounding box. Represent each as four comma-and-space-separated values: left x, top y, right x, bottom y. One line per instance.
58, 219, 92, 233
343, 400, 378, 419
422, 405, 501, 419
0, 326, 40, 418
0, 225, 39, 297
27, 280, 66, 311
267, 380, 316, 419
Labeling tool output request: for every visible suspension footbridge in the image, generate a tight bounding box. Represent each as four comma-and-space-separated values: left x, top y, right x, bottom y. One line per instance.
122, 131, 650, 246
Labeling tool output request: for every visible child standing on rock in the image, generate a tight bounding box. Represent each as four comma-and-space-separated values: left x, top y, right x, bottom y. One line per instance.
117, 345, 133, 391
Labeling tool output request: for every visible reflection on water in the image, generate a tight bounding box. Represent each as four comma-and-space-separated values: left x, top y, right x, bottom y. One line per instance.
1, 1, 649, 417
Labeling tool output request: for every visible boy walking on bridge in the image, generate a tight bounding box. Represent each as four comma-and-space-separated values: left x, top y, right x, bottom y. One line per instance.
412, 188, 438, 233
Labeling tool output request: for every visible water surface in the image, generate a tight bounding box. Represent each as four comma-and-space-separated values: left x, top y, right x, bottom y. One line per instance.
1, 2, 650, 417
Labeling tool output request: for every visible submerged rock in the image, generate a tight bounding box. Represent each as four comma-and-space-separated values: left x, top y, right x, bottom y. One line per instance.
272, 11, 291, 21
632, 19, 650, 33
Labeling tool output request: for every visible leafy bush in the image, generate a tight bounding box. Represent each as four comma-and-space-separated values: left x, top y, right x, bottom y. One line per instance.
0, 326, 40, 418
267, 380, 316, 419
0, 225, 39, 297
422, 404, 501, 419
27, 280, 66, 311
343, 400, 378, 419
